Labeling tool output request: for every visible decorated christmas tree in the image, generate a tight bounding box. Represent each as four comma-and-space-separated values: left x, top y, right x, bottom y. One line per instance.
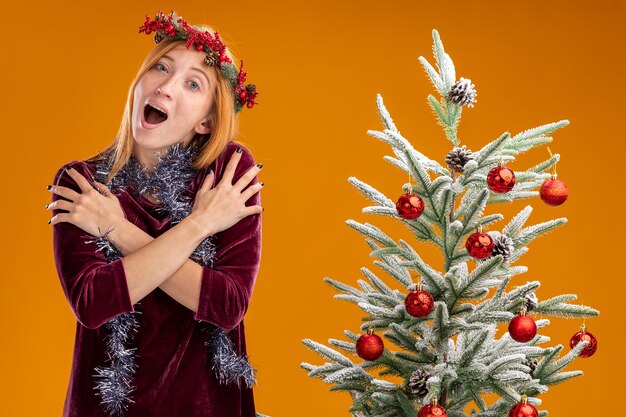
301, 30, 599, 417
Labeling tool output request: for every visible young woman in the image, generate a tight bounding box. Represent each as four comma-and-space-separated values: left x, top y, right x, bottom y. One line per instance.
46, 11, 263, 417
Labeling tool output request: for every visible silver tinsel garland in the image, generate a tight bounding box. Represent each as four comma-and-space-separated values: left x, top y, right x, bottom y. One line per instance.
83, 142, 256, 415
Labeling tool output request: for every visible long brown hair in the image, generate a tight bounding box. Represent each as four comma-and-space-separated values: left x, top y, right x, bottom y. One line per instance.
88, 26, 244, 183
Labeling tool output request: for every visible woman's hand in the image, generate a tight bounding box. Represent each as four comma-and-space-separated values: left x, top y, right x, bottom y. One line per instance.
47, 166, 126, 237
189, 149, 264, 238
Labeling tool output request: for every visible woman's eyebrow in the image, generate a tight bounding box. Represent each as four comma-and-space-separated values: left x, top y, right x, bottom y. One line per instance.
161, 55, 210, 85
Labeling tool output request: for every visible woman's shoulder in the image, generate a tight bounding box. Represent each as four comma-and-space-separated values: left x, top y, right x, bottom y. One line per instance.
219, 141, 256, 165
52, 157, 101, 188
190, 141, 258, 193
204, 141, 257, 178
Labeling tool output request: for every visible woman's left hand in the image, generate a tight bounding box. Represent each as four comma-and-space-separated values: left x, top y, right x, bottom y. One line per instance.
47, 166, 126, 237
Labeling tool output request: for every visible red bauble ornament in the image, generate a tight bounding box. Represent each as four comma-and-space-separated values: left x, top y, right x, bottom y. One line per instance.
396, 193, 424, 220
405, 289, 435, 318
569, 324, 598, 358
487, 165, 516, 193
465, 231, 494, 259
509, 396, 538, 417
356, 330, 384, 361
508, 313, 537, 343
540, 174, 568, 206
418, 403, 448, 417
239, 90, 248, 100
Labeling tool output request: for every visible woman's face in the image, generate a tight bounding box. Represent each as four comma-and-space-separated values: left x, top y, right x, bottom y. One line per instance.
132, 43, 218, 168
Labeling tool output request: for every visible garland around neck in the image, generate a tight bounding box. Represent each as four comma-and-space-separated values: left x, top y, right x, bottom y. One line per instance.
82, 142, 256, 416
99, 142, 214, 265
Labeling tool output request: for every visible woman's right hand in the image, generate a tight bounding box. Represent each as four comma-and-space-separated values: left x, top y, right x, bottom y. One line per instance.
189, 148, 264, 238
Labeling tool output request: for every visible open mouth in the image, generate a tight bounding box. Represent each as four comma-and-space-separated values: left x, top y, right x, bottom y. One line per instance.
143, 104, 168, 125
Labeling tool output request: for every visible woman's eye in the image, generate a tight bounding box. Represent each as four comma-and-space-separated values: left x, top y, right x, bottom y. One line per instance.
155, 63, 167, 72
188, 80, 200, 90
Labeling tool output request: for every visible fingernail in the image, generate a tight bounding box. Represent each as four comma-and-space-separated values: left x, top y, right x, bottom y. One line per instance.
47, 185, 52, 190
260, 182, 264, 186
256, 163, 263, 169
45, 204, 49, 209
262, 207, 265, 212
236, 147, 242, 153
47, 219, 51, 224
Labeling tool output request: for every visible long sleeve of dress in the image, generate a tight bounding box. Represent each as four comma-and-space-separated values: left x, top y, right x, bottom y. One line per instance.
193, 145, 262, 331
51, 162, 134, 330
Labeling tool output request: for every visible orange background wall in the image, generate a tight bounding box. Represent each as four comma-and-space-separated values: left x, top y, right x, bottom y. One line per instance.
2, 0, 624, 416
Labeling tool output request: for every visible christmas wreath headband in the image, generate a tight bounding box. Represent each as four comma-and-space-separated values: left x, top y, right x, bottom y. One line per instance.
139, 10, 258, 112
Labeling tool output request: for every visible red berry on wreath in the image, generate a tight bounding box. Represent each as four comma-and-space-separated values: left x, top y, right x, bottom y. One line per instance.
508, 308, 537, 343
405, 287, 435, 318
465, 229, 494, 259
508, 395, 538, 417
418, 400, 448, 417
540, 174, 568, 206
569, 323, 598, 358
396, 192, 424, 220
356, 329, 384, 361
487, 164, 516, 193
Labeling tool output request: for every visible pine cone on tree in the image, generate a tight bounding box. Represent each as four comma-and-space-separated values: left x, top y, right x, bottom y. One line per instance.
445, 145, 474, 173
487, 232, 514, 262
524, 292, 539, 312
522, 357, 539, 377
447, 77, 477, 108
407, 368, 431, 398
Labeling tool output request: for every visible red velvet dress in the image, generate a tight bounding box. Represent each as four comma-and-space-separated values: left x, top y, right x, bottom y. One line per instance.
51, 142, 261, 417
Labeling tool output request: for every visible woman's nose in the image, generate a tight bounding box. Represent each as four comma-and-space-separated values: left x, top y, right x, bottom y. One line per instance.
156, 86, 171, 98
156, 79, 175, 98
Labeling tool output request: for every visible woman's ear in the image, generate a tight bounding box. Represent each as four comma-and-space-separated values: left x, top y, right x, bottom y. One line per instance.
195, 115, 214, 135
